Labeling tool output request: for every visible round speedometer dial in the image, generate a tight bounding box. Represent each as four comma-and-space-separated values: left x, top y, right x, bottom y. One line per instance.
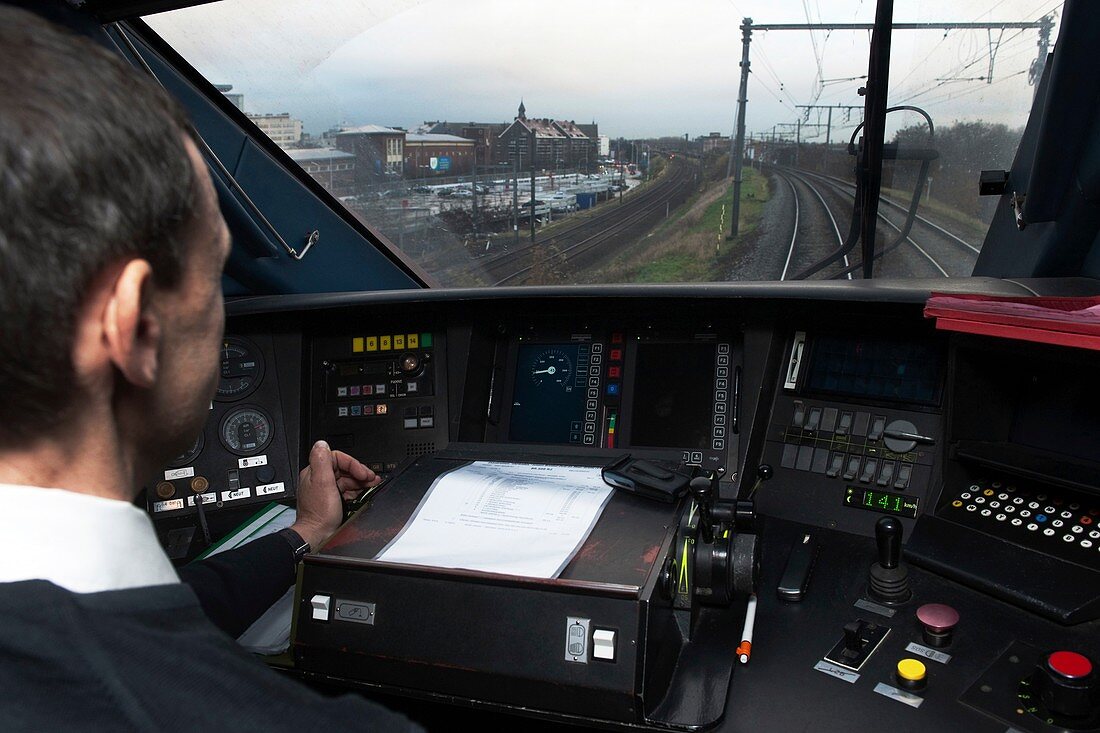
217, 336, 264, 401
219, 406, 273, 456
530, 349, 573, 388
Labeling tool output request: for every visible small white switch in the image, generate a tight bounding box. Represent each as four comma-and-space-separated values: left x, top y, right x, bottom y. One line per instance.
310, 594, 331, 622
593, 629, 616, 661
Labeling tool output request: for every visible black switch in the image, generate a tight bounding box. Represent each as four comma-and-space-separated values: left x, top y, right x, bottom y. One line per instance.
877, 461, 895, 486
837, 411, 853, 436
842, 620, 867, 660
860, 459, 879, 483
843, 456, 861, 481
826, 453, 844, 478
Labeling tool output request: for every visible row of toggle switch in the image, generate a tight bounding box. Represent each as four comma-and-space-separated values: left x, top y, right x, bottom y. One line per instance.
792, 402, 888, 441
781, 444, 913, 489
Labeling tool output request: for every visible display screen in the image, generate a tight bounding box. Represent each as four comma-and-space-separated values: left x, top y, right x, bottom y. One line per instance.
509, 342, 591, 444
844, 486, 919, 518
805, 335, 940, 406
630, 342, 715, 451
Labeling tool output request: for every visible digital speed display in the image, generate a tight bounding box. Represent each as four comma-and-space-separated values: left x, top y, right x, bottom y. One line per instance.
844, 486, 919, 518
509, 342, 591, 444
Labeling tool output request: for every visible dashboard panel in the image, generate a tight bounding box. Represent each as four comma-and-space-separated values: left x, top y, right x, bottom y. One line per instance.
141, 282, 1100, 732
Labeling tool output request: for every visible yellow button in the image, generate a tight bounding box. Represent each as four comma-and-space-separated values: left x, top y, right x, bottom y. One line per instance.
394, 334, 405, 349
407, 333, 419, 348
951, 500, 963, 508
366, 337, 378, 352
380, 335, 392, 351
352, 337, 364, 353
896, 658, 926, 682
984, 489, 994, 496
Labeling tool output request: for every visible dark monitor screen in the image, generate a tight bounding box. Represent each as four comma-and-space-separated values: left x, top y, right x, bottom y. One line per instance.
630, 342, 714, 451
804, 335, 941, 406
509, 343, 591, 444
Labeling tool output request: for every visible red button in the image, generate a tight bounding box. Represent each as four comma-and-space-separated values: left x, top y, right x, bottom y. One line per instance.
1082, 516, 1093, 525
610, 349, 623, 361
608, 366, 621, 378
1048, 651, 1093, 680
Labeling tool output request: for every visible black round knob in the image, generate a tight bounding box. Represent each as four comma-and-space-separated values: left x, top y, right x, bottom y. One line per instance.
1033, 651, 1098, 719
689, 476, 713, 502
757, 464, 773, 481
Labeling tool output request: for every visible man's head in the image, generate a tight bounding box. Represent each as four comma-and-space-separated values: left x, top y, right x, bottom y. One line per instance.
0, 7, 230, 481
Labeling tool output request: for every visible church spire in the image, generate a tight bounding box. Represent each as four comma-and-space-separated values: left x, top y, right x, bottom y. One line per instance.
518, 99, 526, 119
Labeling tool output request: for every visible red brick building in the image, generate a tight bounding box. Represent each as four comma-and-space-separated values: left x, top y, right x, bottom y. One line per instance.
496, 102, 597, 170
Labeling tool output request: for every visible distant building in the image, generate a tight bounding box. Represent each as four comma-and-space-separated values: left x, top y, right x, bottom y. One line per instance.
214, 83, 244, 111
404, 133, 476, 177
284, 148, 356, 197
496, 101, 597, 170
335, 124, 405, 183
699, 131, 731, 153
597, 135, 610, 157
247, 112, 302, 148
427, 121, 508, 169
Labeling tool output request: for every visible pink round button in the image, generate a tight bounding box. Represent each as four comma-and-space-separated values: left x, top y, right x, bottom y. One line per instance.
916, 603, 960, 632
1048, 651, 1093, 680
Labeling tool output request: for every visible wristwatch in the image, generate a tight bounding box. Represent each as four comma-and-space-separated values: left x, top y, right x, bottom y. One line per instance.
276, 527, 311, 562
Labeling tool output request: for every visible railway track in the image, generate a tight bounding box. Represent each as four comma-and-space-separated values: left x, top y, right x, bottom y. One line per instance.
773, 165, 980, 279
482, 159, 696, 285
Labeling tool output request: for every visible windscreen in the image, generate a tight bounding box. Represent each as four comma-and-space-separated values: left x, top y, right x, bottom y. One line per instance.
146, 1, 1060, 287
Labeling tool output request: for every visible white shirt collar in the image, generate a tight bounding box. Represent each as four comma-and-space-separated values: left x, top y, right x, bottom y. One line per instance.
0, 483, 179, 592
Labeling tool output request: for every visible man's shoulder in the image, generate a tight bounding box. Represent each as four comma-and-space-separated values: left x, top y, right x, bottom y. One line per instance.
0, 580, 420, 732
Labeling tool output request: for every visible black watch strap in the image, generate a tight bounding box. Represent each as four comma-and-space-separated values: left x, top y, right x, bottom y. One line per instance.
276, 527, 311, 562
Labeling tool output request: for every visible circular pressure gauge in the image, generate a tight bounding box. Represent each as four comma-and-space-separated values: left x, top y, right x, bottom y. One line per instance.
167, 432, 205, 468
530, 348, 573, 388
216, 336, 265, 401
219, 406, 273, 456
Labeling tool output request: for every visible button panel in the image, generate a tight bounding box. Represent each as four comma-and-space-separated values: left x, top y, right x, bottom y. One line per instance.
944, 478, 1100, 568
775, 400, 931, 489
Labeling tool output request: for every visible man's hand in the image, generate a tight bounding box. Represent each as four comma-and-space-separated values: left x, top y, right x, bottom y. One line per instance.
290, 440, 379, 551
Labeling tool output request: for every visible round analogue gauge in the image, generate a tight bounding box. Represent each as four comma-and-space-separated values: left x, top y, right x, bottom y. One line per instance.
167, 432, 204, 468
216, 336, 265, 401
219, 406, 273, 456
530, 349, 573, 388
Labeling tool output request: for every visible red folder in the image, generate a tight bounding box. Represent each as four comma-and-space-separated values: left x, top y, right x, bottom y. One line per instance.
924, 293, 1100, 350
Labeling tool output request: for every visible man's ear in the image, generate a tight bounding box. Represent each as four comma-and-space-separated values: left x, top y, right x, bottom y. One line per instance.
102, 259, 161, 388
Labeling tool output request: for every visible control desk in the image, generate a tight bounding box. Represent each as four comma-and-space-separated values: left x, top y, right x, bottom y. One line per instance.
145, 281, 1100, 732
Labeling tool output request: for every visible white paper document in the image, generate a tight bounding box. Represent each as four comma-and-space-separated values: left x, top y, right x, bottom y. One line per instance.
375, 461, 614, 578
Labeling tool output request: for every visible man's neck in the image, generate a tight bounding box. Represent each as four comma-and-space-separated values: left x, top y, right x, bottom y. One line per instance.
0, 427, 137, 502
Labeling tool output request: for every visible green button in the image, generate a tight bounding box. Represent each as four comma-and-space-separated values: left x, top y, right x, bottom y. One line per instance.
420, 332, 433, 347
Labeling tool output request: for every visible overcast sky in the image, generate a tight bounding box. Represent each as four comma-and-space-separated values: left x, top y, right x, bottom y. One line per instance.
147, 0, 1062, 140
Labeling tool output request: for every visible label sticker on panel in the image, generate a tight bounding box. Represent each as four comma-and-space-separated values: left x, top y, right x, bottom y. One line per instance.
164, 467, 195, 481
186, 494, 216, 507
238, 455, 268, 469
153, 499, 185, 513
256, 482, 285, 496
814, 660, 860, 683
222, 488, 252, 502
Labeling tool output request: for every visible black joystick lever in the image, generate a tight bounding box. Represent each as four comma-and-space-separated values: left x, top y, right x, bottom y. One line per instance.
876, 516, 902, 569
690, 475, 716, 543
868, 516, 911, 603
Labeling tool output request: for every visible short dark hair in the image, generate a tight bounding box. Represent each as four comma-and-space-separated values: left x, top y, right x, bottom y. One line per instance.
0, 6, 199, 441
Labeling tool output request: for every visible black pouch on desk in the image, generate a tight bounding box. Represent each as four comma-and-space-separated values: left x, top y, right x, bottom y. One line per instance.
601, 454, 691, 503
